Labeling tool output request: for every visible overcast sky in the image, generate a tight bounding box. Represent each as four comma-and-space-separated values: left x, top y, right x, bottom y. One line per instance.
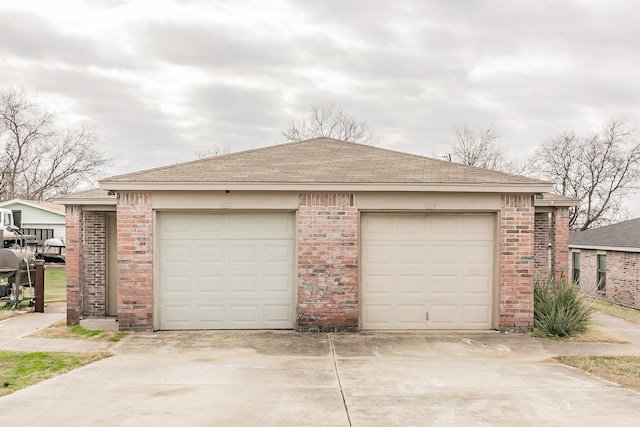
2, 0, 639, 215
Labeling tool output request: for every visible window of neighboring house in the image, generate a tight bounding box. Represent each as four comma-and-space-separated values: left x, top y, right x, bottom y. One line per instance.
597, 254, 606, 293
572, 252, 580, 284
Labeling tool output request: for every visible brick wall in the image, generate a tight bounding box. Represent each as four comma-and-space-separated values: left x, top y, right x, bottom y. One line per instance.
534, 207, 571, 283
117, 192, 153, 331
82, 211, 107, 317
576, 249, 640, 309
552, 207, 570, 282
534, 212, 552, 280
500, 195, 535, 332
297, 193, 359, 331
65, 206, 81, 326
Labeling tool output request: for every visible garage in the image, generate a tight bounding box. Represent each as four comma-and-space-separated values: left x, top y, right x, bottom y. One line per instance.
157, 211, 296, 330
63, 138, 562, 332
361, 213, 495, 330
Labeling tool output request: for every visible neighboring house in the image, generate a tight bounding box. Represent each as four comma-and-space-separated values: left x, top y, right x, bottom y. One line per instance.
569, 218, 640, 310
0, 199, 66, 242
57, 138, 574, 332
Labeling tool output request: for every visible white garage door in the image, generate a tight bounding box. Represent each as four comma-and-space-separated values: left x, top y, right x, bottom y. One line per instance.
157, 211, 295, 330
361, 213, 494, 330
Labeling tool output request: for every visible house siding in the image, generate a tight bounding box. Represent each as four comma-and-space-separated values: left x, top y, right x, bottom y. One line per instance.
574, 249, 640, 310
297, 193, 359, 331
499, 195, 535, 332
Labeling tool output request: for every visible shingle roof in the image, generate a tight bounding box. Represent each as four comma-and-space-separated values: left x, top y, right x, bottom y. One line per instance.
100, 138, 550, 192
570, 218, 640, 250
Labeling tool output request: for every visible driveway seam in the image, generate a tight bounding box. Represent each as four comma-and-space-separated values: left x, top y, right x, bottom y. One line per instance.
328, 333, 352, 427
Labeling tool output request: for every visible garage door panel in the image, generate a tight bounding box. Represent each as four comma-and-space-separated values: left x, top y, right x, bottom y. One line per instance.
362, 213, 494, 330
396, 304, 427, 324
397, 275, 428, 295
363, 275, 394, 295
362, 304, 393, 327
430, 245, 459, 265
362, 244, 394, 265
263, 275, 294, 293
397, 244, 427, 264
463, 244, 493, 264
463, 216, 494, 237
229, 276, 258, 294
430, 275, 459, 296
158, 212, 295, 329
428, 304, 459, 327
462, 305, 492, 325
163, 276, 193, 297
463, 276, 492, 294
195, 277, 225, 295
428, 216, 459, 238
396, 215, 427, 234
263, 304, 294, 324
264, 244, 293, 262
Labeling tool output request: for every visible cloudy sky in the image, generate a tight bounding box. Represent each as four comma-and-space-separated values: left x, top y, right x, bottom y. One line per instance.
2, 0, 639, 214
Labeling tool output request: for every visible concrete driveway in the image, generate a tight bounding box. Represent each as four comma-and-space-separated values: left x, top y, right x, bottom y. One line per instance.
3, 319, 640, 427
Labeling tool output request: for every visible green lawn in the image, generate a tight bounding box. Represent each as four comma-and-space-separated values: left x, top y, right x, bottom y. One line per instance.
0, 351, 110, 397
45, 265, 66, 302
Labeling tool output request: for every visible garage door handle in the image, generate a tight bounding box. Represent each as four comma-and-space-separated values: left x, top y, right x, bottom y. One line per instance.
426, 312, 429, 321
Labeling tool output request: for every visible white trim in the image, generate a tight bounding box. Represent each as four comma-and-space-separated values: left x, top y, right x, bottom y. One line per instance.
569, 244, 640, 254
99, 181, 551, 193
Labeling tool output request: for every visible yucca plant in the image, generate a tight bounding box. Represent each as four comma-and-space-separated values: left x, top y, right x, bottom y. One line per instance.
534, 279, 594, 337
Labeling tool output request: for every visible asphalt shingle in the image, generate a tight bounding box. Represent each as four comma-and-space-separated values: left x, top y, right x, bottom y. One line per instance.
100, 138, 549, 186
570, 218, 640, 250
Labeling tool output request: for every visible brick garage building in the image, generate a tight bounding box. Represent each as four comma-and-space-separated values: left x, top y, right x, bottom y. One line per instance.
58, 138, 573, 332
569, 218, 640, 309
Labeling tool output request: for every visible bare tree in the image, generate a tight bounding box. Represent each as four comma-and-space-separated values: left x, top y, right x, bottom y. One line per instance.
194, 143, 231, 159
446, 124, 525, 174
531, 118, 640, 230
0, 87, 110, 201
282, 104, 378, 145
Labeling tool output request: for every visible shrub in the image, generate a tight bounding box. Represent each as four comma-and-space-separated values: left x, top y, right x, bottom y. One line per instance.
534, 279, 594, 337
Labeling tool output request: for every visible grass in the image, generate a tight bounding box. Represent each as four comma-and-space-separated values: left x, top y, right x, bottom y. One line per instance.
0, 351, 110, 397
555, 355, 640, 392
588, 298, 640, 326
29, 320, 127, 343
546, 324, 629, 343
0, 265, 66, 320
552, 296, 640, 392
44, 265, 66, 302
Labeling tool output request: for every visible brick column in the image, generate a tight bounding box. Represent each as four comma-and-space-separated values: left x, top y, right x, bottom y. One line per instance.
83, 211, 107, 317
297, 193, 359, 331
117, 192, 153, 331
500, 195, 535, 332
65, 206, 82, 326
552, 207, 570, 283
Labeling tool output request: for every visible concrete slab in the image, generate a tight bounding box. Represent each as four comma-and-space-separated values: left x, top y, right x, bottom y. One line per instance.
3, 311, 640, 425
1, 330, 640, 426
0, 310, 64, 347
80, 317, 119, 331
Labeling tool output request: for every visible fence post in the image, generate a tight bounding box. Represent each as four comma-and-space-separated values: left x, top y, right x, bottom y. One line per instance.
35, 260, 45, 313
